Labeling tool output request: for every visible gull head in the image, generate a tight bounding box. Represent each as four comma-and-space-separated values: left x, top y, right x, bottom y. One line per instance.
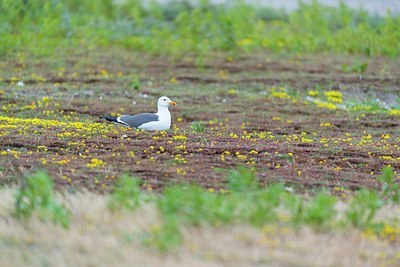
158, 96, 177, 108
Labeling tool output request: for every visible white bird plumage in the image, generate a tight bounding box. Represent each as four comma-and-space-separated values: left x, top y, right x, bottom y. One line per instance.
100, 96, 177, 131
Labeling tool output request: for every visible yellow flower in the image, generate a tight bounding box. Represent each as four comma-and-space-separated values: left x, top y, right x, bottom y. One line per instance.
388, 109, 400, 115
175, 144, 186, 151
314, 100, 337, 110
324, 90, 343, 103
56, 159, 69, 165
229, 132, 238, 138
301, 137, 314, 143
170, 77, 179, 83
227, 88, 237, 95
173, 154, 187, 164
235, 152, 247, 160
86, 158, 106, 168
380, 155, 395, 161
249, 149, 258, 155
172, 135, 187, 141
176, 167, 187, 175
218, 70, 227, 80
271, 87, 291, 99
308, 90, 319, 96
237, 38, 253, 47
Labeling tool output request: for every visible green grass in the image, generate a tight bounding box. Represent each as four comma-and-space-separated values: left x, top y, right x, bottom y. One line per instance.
341, 61, 369, 73
226, 165, 259, 192
139, 166, 396, 251
345, 189, 382, 228
108, 174, 142, 211
190, 121, 206, 133
377, 167, 400, 204
301, 191, 337, 228
1, 0, 399, 59
14, 170, 71, 228
7, 166, 399, 251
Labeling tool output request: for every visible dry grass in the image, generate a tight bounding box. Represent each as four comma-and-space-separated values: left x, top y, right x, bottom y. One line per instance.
1, 188, 399, 267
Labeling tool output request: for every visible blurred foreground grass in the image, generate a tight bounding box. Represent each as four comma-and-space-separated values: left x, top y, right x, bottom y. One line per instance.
0, 167, 399, 266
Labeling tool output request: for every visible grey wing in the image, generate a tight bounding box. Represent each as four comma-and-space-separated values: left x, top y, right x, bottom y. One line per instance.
119, 113, 159, 128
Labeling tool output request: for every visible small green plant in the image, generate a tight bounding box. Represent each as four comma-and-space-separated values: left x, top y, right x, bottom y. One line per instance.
345, 189, 382, 228
130, 77, 141, 90
158, 185, 236, 226
301, 191, 337, 228
226, 165, 259, 192
242, 183, 287, 226
108, 174, 142, 211
151, 185, 237, 251
341, 61, 368, 73
284, 193, 304, 224
14, 170, 70, 228
191, 121, 206, 133
377, 166, 399, 204
344, 98, 385, 113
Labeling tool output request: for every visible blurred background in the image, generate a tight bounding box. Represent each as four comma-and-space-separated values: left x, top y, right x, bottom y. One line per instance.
155, 0, 400, 15
0, 0, 399, 59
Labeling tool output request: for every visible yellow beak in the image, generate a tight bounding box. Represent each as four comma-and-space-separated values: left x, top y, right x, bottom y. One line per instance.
169, 101, 177, 106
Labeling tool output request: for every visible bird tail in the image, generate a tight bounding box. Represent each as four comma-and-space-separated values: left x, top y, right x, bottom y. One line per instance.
99, 115, 118, 123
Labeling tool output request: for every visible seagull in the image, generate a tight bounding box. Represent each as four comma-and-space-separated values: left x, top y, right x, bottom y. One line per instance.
100, 96, 177, 131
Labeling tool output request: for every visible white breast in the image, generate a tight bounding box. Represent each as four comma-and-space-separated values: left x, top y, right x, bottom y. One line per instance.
138, 109, 171, 131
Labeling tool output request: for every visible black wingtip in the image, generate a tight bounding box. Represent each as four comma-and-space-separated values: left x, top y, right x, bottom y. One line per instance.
101, 116, 119, 123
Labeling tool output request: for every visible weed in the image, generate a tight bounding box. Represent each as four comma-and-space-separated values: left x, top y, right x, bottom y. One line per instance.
191, 121, 206, 133
14, 170, 70, 228
284, 193, 304, 225
158, 185, 236, 226
344, 99, 385, 112
130, 77, 141, 90
108, 174, 142, 211
241, 183, 287, 226
341, 61, 368, 73
226, 165, 259, 192
301, 191, 337, 228
345, 189, 382, 228
152, 185, 237, 250
278, 153, 294, 163
377, 167, 400, 204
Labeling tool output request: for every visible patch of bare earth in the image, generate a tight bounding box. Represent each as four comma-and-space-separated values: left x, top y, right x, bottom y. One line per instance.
0, 52, 399, 192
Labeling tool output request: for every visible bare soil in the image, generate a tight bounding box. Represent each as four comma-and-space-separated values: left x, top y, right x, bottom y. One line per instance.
0, 52, 399, 193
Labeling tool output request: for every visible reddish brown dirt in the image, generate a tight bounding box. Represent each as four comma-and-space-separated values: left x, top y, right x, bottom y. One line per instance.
0, 52, 399, 192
